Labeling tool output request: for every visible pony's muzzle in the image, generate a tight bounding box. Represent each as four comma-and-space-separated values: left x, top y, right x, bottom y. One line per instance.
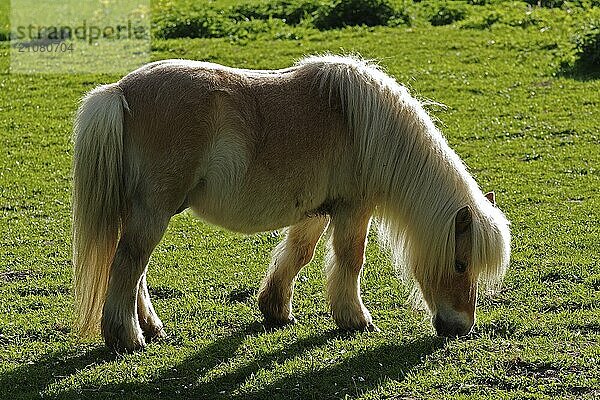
432, 313, 473, 338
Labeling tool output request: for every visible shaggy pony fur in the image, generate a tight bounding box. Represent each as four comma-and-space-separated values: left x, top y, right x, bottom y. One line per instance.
72, 55, 510, 351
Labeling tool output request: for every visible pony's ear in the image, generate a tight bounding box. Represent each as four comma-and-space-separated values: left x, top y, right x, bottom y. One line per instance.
484, 191, 496, 205
455, 206, 472, 235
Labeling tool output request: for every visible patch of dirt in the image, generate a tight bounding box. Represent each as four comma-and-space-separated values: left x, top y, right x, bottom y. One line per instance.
17, 286, 69, 297
228, 287, 255, 303
149, 285, 184, 300
505, 358, 580, 379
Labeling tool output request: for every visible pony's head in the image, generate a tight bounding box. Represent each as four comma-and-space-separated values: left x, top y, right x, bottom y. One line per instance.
420, 204, 477, 337
415, 192, 510, 337
379, 191, 510, 338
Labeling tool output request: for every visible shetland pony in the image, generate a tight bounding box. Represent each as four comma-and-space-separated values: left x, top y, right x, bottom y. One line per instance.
72, 55, 510, 351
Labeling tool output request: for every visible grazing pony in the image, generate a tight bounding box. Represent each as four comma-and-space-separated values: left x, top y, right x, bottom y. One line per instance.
72, 55, 510, 352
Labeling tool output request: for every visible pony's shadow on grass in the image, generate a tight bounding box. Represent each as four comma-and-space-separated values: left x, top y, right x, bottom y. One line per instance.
0, 345, 117, 399
223, 333, 445, 400
4, 322, 444, 399
53, 323, 445, 399
0, 324, 259, 399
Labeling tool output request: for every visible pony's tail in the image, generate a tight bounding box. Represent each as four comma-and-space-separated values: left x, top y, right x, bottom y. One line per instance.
72, 83, 129, 337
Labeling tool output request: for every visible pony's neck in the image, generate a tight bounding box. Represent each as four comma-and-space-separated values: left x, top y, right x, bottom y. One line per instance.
365, 96, 474, 225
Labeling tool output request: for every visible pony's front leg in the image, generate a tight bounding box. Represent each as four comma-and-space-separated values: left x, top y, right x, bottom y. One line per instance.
258, 215, 329, 326
102, 209, 168, 352
327, 208, 379, 332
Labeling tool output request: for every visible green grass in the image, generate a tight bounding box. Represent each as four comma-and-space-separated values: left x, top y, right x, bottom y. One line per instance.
1, 1, 599, 399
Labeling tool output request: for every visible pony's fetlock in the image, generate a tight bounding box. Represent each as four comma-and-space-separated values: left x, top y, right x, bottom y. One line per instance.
102, 320, 146, 353
143, 327, 166, 343
138, 316, 165, 343
332, 303, 378, 332
102, 294, 147, 352
137, 291, 165, 342
257, 284, 296, 327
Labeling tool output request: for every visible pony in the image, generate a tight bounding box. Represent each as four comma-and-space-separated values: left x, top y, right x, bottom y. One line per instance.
72, 55, 510, 352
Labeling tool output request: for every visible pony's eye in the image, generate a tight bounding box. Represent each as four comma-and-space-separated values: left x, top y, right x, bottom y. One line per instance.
455, 261, 467, 273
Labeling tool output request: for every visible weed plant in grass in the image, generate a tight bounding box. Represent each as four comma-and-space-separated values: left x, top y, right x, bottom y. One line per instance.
152, 0, 409, 39
422, 0, 469, 26
0, 0, 599, 399
570, 19, 600, 74
312, 0, 400, 29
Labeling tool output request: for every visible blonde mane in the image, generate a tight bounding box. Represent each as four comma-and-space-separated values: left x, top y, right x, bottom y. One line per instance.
296, 55, 510, 304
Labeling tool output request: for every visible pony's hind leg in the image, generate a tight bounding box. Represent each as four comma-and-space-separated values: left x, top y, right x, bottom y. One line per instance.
137, 271, 166, 342
258, 215, 329, 326
326, 208, 378, 332
102, 204, 170, 352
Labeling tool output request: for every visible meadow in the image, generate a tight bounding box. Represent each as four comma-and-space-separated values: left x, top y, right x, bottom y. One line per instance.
0, 0, 599, 399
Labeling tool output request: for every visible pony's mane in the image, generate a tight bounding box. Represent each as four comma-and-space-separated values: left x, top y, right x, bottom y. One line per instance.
296, 54, 510, 305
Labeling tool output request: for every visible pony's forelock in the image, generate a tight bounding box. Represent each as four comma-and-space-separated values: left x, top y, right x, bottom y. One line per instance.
470, 197, 511, 293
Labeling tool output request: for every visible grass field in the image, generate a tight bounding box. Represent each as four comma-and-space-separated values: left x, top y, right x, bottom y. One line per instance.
1, 1, 599, 399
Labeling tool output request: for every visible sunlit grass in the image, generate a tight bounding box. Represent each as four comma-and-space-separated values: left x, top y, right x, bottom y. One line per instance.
0, 1, 599, 399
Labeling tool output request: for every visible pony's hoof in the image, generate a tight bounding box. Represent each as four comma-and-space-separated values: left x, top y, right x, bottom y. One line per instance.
335, 319, 380, 333
144, 327, 166, 343
263, 314, 297, 329
105, 334, 146, 353
102, 320, 147, 352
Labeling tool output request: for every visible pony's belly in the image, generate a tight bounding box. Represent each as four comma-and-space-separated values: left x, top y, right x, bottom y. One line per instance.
189, 189, 319, 234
